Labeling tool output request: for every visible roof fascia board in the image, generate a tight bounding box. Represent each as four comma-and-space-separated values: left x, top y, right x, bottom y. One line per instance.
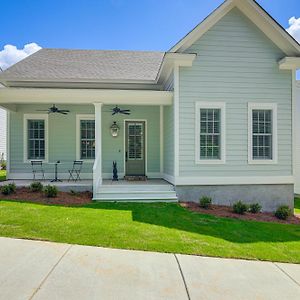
235, 0, 300, 56
0, 87, 173, 106
157, 53, 196, 87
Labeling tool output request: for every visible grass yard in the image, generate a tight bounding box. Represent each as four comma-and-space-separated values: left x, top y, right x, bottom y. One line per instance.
295, 198, 300, 214
0, 170, 6, 181
0, 200, 300, 263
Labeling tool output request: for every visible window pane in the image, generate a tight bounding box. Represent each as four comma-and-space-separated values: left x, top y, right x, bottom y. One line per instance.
27, 120, 45, 159
252, 109, 272, 160
80, 120, 95, 159
199, 108, 221, 160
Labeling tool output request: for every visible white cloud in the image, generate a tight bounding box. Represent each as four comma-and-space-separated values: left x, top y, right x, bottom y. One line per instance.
0, 43, 41, 71
287, 17, 300, 43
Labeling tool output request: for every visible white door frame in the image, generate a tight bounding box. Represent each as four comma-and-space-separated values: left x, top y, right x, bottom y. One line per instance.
123, 119, 148, 176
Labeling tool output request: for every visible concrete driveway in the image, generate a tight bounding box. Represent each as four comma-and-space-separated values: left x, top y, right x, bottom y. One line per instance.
0, 237, 299, 300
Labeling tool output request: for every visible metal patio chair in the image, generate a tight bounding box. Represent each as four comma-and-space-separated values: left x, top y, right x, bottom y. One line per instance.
31, 160, 45, 181
68, 160, 83, 182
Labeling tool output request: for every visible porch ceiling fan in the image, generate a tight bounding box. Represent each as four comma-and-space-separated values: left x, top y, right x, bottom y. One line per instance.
37, 104, 70, 115
110, 106, 131, 115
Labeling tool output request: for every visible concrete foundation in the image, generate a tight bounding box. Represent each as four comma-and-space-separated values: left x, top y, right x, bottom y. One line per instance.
176, 184, 294, 212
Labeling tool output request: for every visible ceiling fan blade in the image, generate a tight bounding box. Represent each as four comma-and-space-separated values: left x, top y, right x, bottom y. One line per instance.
58, 111, 68, 115
58, 110, 70, 113
36, 110, 50, 111
122, 112, 131, 115
112, 112, 117, 115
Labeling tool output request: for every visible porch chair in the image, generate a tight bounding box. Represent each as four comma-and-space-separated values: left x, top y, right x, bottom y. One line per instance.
31, 160, 45, 181
68, 160, 83, 182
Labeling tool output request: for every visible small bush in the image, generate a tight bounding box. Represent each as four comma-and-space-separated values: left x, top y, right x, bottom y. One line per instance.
0, 161, 6, 170
233, 201, 248, 215
44, 185, 58, 198
199, 196, 212, 209
30, 181, 43, 192
249, 203, 262, 214
1, 183, 16, 195
275, 205, 291, 220
69, 189, 80, 196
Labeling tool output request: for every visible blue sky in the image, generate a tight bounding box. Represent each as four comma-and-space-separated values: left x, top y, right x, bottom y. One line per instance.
0, 0, 299, 51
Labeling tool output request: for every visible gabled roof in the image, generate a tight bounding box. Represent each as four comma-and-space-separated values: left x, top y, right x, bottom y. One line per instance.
0, 49, 165, 83
170, 0, 300, 56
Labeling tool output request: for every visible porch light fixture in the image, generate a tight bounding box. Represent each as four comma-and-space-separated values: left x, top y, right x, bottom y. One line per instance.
110, 121, 120, 137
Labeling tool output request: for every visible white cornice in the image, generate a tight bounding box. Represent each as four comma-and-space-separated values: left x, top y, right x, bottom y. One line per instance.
0, 88, 173, 106
279, 57, 300, 70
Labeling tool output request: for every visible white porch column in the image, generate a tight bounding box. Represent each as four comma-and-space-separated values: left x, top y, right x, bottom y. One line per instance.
93, 103, 103, 194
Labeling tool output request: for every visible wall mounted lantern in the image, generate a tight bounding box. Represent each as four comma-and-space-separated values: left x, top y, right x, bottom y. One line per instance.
110, 121, 120, 137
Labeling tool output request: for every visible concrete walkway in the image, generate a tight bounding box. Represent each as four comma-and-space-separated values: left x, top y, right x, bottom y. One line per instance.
0, 237, 300, 300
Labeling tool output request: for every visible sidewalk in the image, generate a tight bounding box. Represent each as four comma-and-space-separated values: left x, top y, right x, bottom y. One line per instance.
0, 237, 299, 300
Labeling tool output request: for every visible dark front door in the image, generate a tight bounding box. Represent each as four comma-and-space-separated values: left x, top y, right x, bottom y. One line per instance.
125, 121, 146, 176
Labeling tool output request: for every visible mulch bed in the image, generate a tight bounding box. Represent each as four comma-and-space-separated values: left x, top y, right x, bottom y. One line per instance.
0, 187, 92, 206
181, 202, 300, 225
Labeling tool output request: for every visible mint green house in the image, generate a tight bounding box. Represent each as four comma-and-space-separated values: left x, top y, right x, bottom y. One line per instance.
0, 0, 300, 211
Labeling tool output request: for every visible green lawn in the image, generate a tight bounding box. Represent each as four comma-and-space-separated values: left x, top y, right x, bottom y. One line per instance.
295, 198, 300, 214
0, 201, 300, 263
0, 170, 6, 181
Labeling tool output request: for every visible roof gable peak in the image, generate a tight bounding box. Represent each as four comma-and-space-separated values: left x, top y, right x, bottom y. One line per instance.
170, 0, 300, 56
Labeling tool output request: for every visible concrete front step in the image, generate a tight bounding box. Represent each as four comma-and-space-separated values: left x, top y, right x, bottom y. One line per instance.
94, 184, 178, 201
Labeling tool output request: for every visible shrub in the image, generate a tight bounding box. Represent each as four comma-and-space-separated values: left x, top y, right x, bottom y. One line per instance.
69, 189, 80, 196
199, 196, 212, 209
232, 201, 248, 215
275, 205, 291, 220
1, 183, 16, 195
249, 203, 262, 214
0, 161, 6, 170
30, 181, 43, 192
44, 185, 58, 198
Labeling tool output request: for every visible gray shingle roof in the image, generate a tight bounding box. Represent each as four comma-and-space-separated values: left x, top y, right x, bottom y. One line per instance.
0, 49, 165, 82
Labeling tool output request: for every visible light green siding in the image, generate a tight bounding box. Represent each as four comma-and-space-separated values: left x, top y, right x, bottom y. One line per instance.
9, 104, 161, 178
9, 104, 94, 176
179, 8, 292, 177
102, 105, 161, 176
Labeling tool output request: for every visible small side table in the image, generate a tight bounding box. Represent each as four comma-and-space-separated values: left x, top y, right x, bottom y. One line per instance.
49, 161, 62, 182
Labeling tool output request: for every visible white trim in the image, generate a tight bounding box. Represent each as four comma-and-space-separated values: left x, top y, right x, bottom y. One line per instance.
123, 119, 148, 177
76, 114, 95, 162
93, 103, 103, 193
23, 114, 49, 163
0, 88, 173, 106
173, 65, 180, 177
292, 69, 297, 177
163, 173, 176, 185
279, 57, 300, 70
195, 102, 226, 164
160, 105, 164, 175
248, 103, 278, 165
175, 176, 294, 185
6, 111, 10, 178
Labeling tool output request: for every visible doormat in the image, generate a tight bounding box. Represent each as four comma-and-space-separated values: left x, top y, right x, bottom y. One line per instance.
124, 176, 147, 181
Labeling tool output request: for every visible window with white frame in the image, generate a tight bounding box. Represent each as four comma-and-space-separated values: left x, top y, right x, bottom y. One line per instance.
24, 114, 48, 162
196, 102, 225, 164
76, 115, 95, 160
248, 103, 277, 164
